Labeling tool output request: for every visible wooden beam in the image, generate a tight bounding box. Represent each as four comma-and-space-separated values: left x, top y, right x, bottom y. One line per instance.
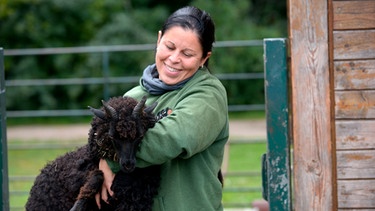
335, 90, 375, 119
337, 150, 375, 179
338, 180, 375, 208
336, 120, 375, 150
333, 1, 375, 30
288, 0, 336, 210
334, 30, 375, 60
334, 60, 375, 90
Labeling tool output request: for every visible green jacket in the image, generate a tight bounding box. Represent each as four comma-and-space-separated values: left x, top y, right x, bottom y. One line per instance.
117, 68, 229, 211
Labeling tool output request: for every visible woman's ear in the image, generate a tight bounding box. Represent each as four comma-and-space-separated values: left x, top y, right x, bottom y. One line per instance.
201, 51, 212, 66
157, 31, 162, 46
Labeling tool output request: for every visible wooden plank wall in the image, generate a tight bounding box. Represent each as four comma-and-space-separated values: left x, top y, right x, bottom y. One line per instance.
288, 0, 335, 210
333, 0, 375, 209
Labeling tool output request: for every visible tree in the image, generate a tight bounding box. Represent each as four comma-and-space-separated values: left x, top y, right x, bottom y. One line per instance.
191, 0, 286, 104
0, 0, 286, 112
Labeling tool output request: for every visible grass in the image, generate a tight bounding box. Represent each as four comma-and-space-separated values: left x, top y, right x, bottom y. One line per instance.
8, 148, 74, 210
7, 112, 267, 210
223, 142, 266, 207
7, 141, 266, 210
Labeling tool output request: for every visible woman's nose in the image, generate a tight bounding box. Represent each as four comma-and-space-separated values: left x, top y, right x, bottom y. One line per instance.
169, 51, 180, 63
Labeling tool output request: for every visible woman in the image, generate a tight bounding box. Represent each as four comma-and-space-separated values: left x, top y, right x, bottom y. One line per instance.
97, 6, 229, 211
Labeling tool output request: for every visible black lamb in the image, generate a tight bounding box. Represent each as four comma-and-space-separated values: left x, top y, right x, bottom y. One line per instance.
25, 96, 161, 211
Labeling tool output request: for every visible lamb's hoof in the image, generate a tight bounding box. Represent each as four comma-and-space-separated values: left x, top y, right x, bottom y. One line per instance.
70, 199, 86, 211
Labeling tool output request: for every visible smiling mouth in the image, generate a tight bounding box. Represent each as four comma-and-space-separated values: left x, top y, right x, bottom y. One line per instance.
165, 64, 180, 72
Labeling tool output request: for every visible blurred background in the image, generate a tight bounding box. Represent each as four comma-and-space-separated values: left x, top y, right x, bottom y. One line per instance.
1, 0, 286, 114
1, 0, 286, 210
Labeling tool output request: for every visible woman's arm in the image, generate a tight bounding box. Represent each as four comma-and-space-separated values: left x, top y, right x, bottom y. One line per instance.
136, 80, 228, 166
95, 159, 115, 207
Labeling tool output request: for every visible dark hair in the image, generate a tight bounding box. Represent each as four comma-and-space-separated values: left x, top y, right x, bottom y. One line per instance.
160, 6, 215, 67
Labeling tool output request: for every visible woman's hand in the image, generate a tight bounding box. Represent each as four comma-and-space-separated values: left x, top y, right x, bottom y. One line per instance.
95, 159, 115, 209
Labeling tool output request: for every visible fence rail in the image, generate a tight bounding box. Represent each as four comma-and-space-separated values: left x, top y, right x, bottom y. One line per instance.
4, 41, 266, 210
4, 40, 263, 56
4, 40, 265, 118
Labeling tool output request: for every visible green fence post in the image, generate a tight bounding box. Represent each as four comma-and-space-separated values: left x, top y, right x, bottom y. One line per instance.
0, 48, 10, 211
262, 38, 292, 210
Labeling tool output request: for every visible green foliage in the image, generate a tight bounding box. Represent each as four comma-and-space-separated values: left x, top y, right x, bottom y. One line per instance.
192, 0, 285, 104
1, 0, 286, 112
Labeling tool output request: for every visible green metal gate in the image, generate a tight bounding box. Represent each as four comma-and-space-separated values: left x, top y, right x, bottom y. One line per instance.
262, 38, 292, 210
1, 47, 10, 210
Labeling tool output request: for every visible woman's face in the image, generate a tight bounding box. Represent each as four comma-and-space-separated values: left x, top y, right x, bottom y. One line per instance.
155, 26, 211, 85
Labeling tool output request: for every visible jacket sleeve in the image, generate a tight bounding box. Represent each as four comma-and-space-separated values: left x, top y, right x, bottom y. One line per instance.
135, 80, 228, 167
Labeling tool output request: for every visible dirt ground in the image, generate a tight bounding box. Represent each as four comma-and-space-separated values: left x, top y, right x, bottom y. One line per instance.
7, 119, 266, 142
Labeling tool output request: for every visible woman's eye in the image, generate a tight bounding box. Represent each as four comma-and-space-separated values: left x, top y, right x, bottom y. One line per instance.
183, 52, 193, 57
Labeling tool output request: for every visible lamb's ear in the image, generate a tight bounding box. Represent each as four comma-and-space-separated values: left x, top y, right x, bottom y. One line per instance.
144, 101, 158, 114
88, 106, 106, 120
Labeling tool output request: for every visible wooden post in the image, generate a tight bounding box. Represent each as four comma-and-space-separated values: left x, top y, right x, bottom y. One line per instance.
288, 0, 336, 210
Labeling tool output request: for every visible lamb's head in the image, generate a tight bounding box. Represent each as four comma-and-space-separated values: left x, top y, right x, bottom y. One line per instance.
89, 96, 157, 172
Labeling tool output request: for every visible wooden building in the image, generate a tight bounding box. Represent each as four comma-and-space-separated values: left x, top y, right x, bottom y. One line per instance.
288, 0, 375, 210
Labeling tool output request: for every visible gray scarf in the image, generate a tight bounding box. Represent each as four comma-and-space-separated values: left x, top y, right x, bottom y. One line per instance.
141, 64, 196, 95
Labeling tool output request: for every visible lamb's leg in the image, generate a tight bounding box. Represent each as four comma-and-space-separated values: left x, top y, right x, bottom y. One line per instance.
70, 169, 104, 211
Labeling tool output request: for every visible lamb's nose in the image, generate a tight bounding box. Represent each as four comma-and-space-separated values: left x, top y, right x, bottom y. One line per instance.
121, 159, 135, 172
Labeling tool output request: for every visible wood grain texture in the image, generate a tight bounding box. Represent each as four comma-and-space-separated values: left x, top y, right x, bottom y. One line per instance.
288, 0, 334, 210
336, 120, 375, 150
333, 1, 375, 30
334, 30, 375, 60
288, 0, 375, 209
335, 90, 375, 119
339, 209, 375, 211
337, 150, 375, 179
338, 180, 375, 208
334, 3, 375, 208
334, 60, 375, 90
